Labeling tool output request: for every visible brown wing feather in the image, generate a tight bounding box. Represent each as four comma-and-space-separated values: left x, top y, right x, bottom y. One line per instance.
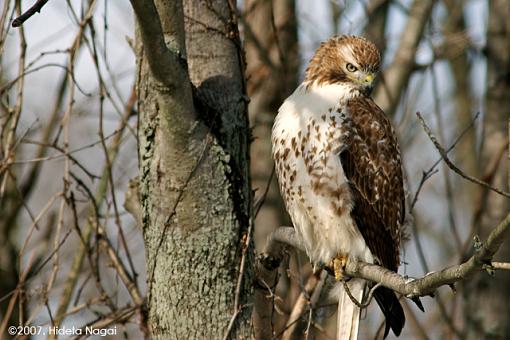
341, 97, 404, 271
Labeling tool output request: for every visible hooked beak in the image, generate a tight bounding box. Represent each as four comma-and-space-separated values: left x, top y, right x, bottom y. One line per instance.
362, 73, 375, 95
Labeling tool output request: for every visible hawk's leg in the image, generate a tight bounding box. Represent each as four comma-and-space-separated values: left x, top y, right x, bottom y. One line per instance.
328, 253, 348, 281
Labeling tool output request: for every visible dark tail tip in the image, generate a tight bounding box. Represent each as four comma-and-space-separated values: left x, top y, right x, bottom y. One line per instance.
412, 296, 425, 312
373, 286, 405, 338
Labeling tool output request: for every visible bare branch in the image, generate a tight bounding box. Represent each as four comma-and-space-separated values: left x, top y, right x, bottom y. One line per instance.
252, 227, 297, 340
223, 218, 254, 340
282, 271, 325, 340
416, 112, 510, 198
260, 210, 510, 302
410, 112, 481, 211
342, 281, 382, 309
11, 0, 50, 27
269, 226, 306, 251
492, 262, 510, 270
53, 86, 134, 328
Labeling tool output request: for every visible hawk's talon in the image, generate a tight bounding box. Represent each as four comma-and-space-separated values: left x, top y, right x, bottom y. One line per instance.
329, 254, 348, 281
482, 263, 495, 276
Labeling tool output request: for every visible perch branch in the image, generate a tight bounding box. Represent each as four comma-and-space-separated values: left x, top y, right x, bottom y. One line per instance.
492, 262, 510, 270
259, 211, 510, 302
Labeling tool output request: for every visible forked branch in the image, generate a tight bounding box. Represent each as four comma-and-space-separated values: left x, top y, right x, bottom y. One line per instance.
416, 112, 510, 198
261, 210, 510, 301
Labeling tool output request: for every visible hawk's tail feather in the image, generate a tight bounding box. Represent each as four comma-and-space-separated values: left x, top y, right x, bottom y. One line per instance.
373, 286, 405, 338
337, 279, 364, 340
412, 296, 425, 312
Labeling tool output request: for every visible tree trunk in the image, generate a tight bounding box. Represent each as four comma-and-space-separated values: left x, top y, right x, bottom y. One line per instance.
132, 0, 252, 338
463, 1, 510, 338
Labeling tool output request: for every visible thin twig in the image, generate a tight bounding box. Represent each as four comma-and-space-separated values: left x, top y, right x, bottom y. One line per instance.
416, 112, 510, 198
426, 60, 465, 338
342, 281, 382, 309
410, 111, 481, 211
223, 217, 254, 340
429, 65, 462, 250
12, 129, 122, 165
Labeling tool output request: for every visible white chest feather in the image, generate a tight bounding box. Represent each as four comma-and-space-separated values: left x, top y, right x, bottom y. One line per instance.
272, 83, 373, 265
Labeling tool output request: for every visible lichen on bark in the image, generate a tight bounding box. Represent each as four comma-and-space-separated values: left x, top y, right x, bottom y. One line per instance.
132, 0, 253, 338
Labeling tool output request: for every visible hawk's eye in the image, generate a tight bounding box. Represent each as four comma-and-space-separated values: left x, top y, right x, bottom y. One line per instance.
346, 63, 358, 72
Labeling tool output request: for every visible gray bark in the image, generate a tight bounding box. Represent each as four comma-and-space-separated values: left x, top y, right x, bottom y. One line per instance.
132, 0, 252, 338
464, 0, 510, 338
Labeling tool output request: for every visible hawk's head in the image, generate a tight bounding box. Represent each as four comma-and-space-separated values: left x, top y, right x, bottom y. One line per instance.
304, 35, 381, 95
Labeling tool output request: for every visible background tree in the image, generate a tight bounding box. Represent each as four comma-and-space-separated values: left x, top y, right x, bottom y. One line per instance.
464, 1, 510, 338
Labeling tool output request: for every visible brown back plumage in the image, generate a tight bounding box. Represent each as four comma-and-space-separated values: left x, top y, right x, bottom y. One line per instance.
341, 96, 404, 271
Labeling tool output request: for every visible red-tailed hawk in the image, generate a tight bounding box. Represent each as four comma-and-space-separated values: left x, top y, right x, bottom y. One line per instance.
272, 35, 421, 339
